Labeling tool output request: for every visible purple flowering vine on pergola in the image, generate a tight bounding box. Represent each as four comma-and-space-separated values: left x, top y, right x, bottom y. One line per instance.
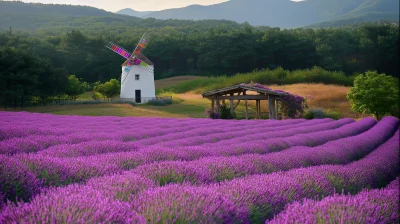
240, 82, 310, 118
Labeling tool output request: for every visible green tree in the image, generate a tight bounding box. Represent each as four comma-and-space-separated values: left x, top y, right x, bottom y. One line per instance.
0, 47, 65, 108
347, 71, 399, 120
93, 79, 120, 99
65, 75, 88, 100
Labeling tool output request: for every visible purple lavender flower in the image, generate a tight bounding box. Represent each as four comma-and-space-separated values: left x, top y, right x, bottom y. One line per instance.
267, 178, 400, 224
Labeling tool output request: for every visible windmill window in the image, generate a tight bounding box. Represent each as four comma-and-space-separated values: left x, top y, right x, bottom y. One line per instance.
135, 74, 140, 80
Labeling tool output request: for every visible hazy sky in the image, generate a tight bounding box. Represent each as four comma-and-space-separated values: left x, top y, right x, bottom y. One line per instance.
18, 0, 229, 12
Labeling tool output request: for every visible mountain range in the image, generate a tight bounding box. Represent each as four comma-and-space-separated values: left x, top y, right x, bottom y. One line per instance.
116, 0, 399, 28
0, 0, 398, 30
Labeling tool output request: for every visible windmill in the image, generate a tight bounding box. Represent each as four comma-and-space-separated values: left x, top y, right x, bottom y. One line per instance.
105, 33, 155, 102
106, 33, 153, 84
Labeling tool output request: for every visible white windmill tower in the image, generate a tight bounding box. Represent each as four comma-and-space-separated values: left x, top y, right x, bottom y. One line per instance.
105, 33, 155, 103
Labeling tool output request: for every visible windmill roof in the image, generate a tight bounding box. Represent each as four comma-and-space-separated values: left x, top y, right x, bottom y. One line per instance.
121, 52, 154, 66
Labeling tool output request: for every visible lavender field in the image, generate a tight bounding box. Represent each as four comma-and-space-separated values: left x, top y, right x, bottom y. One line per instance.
0, 112, 399, 223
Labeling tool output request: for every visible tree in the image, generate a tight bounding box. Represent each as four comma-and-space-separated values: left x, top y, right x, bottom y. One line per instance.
93, 79, 120, 99
65, 75, 88, 100
347, 71, 399, 120
0, 47, 65, 108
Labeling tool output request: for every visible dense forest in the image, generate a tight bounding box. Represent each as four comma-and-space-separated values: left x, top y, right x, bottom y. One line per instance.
1, 22, 398, 83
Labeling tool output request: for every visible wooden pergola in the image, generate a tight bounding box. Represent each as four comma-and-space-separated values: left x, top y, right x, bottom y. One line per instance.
202, 85, 285, 120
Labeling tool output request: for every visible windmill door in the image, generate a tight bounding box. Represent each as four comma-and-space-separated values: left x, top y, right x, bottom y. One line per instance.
135, 90, 141, 103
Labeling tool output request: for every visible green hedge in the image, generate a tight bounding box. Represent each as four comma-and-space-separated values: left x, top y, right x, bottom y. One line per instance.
161, 67, 354, 94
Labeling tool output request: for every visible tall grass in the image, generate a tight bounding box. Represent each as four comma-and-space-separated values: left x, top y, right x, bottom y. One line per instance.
160, 67, 354, 94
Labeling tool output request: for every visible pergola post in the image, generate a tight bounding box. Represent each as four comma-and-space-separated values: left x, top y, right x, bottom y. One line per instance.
269, 96, 276, 120
245, 99, 249, 120
230, 93, 234, 115
216, 95, 220, 117
256, 100, 260, 119
211, 99, 215, 112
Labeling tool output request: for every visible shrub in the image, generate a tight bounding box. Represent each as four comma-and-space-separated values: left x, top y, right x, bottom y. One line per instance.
91, 91, 103, 100
220, 104, 236, 119
161, 67, 354, 94
147, 98, 173, 106
303, 108, 341, 120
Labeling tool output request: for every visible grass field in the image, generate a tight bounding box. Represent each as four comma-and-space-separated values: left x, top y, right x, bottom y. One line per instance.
4, 77, 363, 119
155, 76, 205, 89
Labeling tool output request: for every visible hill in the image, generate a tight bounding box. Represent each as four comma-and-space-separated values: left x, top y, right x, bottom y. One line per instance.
0, 1, 114, 17
307, 0, 399, 27
116, 8, 153, 18
134, 0, 398, 28
0, 1, 244, 31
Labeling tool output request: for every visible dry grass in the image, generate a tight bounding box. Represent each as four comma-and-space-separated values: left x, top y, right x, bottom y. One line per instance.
268, 84, 364, 118
184, 83, 365, 119
155, 76, 205, 89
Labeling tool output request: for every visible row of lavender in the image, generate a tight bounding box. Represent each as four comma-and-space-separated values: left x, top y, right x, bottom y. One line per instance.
0, 112, 399, 223
2, 115, 394, 202
1, 114, 339, 155
268, 177, 399, 223
1, 128, 398, 223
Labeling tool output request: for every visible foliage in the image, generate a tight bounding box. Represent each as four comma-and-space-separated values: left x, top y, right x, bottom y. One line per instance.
303, 108, 341, 120
163, 67, 355, 94
93, 79, 120, 99
278, 93, 308, 119
205, 108, 219, 119
205, 104, 235, 120
0, 21, 398, 84
91, 91, 104, 100
147, 98, 173, 106
219, 104, 236, 119
347, 71, 399, 120
0, 46, 68, 108
156, 91, 183, 104
65, 75, 89, 100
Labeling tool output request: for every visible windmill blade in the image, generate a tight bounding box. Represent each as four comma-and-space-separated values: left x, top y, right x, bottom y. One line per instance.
105, 42, 132, 59
132, 33, 151, 56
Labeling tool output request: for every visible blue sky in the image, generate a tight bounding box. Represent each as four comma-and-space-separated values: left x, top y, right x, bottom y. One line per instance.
17, 0, 229, 12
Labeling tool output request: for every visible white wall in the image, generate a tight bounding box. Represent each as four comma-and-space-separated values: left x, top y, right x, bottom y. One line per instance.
120, 65, 155, 102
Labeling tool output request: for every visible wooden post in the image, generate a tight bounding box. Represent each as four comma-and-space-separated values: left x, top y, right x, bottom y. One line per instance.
269, 96, 276, 120
216, 95, 220, 117
230, 93, 234, 116
245, 99, 249, 120
211, 99, 215, 112
256, 100, 260, 119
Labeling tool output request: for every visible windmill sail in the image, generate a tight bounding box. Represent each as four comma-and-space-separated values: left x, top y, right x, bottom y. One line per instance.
132, 33, 151, 56
105, 42, 132, 59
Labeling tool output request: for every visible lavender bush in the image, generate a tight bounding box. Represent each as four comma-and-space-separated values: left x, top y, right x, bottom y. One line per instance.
0, 112, 398, 223
267, 178, 400, 224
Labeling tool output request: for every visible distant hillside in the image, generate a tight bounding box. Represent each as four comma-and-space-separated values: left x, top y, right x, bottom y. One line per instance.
0, 1, 243, 32
116, 8, 153, 18
132, 0, 398, 28
308, 0, 399, 27
0, 1, 114, 17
